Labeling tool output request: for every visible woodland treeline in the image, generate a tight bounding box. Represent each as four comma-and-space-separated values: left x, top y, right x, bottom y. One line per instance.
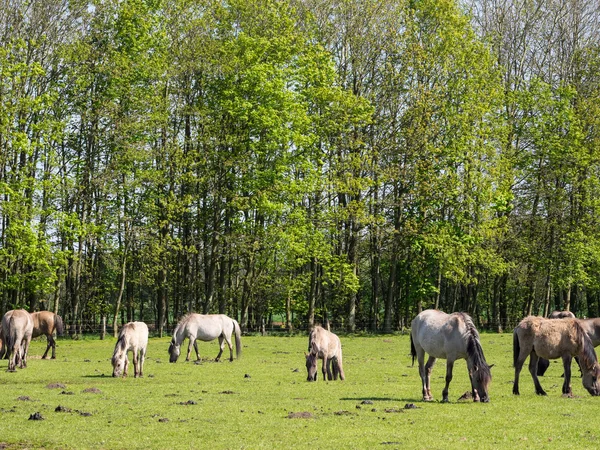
2, 0, 600, 336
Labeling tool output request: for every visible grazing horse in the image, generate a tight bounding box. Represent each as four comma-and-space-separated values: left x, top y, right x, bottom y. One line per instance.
31, 311, 64, 359
549, 310, 576, 319
513, 316, 600, 396
1, 310, 34, 372
305, 326, 345, 382
538, 311, 577, 376
112, 322, 148, 378
410, 309, 492, 403
168, 314, 241, 363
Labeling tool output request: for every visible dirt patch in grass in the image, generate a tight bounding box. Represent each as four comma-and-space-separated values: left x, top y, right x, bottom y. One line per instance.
384, 407, 404, 413
16, 396, 32, 401
334, 410, 356, 416
55, 406, 71, 413
82, 387, 101, 394
287, 411, 314, 419
46, 383, 66, 389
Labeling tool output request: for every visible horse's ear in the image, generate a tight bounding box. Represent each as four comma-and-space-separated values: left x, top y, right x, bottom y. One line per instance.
488, 364, 495, 369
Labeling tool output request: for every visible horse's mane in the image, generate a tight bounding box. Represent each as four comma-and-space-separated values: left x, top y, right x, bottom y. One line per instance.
574, 320, 598, 369
459, 313, 492, 382
172, 313, 196, 341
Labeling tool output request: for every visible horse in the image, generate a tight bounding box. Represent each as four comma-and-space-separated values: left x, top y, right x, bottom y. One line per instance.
513, 315, 600, 396
31, 311, 64, 359
112, 322, 148, 378
549, 310, 576, 319
305, 325, 345, 382
168, 314, 241, 363
410, 309, 492, 403
538, 311, 577, 376
1, 310, 34, 372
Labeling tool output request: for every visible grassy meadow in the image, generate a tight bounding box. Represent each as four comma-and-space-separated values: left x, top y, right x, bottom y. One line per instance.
0, 332, 599, 449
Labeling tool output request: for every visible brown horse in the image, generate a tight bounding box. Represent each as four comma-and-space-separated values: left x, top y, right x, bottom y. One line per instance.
1, 310, 33, 372
538, 311, 577, 376
31, 311, 64, 359
513, 316, 600, 396
305, 326, 345, 382
410, 309, 492, 402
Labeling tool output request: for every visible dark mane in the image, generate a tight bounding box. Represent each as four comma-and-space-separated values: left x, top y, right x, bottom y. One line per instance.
575, 320, 598, 369
459, 312, 492, 383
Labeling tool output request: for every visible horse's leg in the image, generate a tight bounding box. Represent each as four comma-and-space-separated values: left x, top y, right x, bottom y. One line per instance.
224, 334, 234, 362
42, 335, 51, 359
215, 335, 225, 361
321, 355, 328, 382
50, 334, 56, 359
326, 357, 334, 380
139, 347, 146, 377
193, 339, 201, 361
132, 348, 139, 378
186, 337, 195, 361
561, 355, 573, 397
424, 356, 436, 401
123, 354, 129, 377
442, 360, 454, 403
331, 358, 339, 380
528, 351, 546, 395
416, 350, 429, 401
513, 345, 530, 396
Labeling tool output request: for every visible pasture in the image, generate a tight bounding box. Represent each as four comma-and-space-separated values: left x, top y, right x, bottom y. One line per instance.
0, 332, 598, 449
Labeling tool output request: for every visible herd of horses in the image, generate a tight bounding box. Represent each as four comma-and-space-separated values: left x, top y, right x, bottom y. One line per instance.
3, 307, 600, 403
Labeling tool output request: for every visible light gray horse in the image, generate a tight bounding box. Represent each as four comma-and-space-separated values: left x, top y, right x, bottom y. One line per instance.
31, 311, 64, 359
1, 310, 34, 372
305, 325, 345, 382
410, 309, 492, 402
112, 322, 148, 378
513, 315, 600, 397
168, 314, 241, 363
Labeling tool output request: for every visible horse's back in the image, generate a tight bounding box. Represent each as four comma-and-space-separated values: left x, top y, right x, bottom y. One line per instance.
516, 316, 579, 359
412, 310, 469, 359
2, 310, 33, 342
179, 313, 233, 341
120, 321, 149, 349
309, 326, 341, 357
31, 311, 54, 338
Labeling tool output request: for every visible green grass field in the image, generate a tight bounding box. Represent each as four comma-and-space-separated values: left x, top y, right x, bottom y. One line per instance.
0, 332, 598, 449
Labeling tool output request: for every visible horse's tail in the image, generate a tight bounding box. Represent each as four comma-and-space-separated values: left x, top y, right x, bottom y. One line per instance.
336, 344, 345, 380
55, 314, 64, 337
6, 316, 15, 355
410, 333, 416, 367
233, 319, 242, 359
513, 328, 520, 368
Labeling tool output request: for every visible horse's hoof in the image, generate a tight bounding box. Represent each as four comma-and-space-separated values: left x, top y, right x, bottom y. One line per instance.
441, 398, 449, 403
51, 357, 56, 360
536, 391, 547, 396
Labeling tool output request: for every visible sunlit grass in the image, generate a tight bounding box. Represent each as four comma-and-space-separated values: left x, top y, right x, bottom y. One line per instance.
0, 332, 598, 449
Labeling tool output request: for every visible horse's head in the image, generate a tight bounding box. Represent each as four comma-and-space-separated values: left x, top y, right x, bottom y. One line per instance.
168, 339, 180, 363
112, 353, 125, 377
470, 363, 493, 403
305, 352, 317, 382
582, 363, 600, 396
